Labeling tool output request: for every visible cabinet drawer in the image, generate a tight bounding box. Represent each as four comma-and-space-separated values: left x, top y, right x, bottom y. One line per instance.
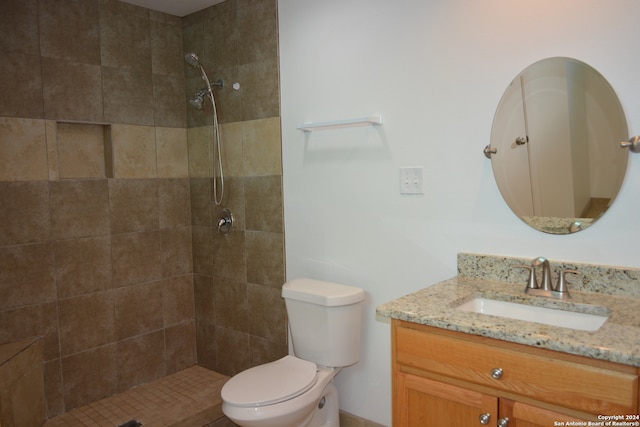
394, 322, 638, 414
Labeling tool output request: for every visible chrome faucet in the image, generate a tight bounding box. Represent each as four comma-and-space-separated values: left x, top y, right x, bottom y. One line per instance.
532, 257, 552, 291
516, 257, 581, 299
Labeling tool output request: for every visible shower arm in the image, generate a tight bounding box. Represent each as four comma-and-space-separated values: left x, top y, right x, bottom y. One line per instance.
198, 65, 224, 92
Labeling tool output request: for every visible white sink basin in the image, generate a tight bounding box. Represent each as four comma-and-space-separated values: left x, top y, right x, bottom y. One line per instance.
457, 297, 608, 332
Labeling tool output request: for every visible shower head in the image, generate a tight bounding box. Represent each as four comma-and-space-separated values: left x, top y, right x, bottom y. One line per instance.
184, 52, 201, 68
188, 84, 224, 109
189, 94, 204, 109
185, 52, 225, 94
189, 88, 210, 110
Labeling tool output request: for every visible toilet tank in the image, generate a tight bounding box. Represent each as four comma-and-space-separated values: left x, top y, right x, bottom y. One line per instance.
282, 278, 365, 368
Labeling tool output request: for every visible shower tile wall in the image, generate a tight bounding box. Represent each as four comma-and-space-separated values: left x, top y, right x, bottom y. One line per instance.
0, 0, 196, 419
183, 0, 287, 376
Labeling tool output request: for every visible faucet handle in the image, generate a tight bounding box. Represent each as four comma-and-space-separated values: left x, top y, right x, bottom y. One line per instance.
555, 268, 581, 295
515, 265, 538, 289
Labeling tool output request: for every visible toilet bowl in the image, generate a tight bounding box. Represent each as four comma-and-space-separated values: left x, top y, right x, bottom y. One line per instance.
221, 278, 365, 427
221, 356, 340, 427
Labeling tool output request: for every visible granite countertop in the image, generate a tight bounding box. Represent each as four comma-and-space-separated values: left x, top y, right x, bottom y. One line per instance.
377, 275, 640, 367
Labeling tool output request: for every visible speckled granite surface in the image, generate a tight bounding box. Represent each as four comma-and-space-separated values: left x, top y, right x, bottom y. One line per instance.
457, 252, 640, 297
522, 216, 594, 234
377, 253, 640, 367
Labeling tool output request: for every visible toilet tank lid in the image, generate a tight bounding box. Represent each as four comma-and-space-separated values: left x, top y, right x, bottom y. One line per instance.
282, 278, 365, 307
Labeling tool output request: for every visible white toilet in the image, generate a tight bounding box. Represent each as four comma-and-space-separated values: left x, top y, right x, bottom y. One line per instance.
221, 278, 365, 427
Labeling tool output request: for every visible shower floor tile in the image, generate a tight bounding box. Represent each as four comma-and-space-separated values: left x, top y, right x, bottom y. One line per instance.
44, 366, 230, 427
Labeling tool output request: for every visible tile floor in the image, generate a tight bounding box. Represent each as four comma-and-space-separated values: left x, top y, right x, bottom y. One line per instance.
44, 366, 233, 427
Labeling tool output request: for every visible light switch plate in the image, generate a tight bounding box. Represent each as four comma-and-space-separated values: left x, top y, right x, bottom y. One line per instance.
399, 167, 424, 194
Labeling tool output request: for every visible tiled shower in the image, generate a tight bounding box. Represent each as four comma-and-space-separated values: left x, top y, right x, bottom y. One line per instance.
0, 0, 284, 420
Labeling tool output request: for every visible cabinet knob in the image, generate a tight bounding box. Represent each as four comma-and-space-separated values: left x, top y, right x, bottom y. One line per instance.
479, 413, 491, 425
498, 417, 510, 427
491, 368, 503, 379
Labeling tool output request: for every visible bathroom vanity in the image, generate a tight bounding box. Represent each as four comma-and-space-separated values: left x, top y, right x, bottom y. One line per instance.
377, 254, 640, 426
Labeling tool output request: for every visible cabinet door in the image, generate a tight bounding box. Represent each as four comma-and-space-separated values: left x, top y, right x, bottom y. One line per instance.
500, 399, 590, 427
394, 372, 498, 426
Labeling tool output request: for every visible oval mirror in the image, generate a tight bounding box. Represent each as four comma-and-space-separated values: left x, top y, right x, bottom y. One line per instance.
489, 57, 628, 234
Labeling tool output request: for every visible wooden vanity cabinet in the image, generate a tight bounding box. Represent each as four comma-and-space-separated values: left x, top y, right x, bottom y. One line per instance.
392, 319, 639, 426
396, 373, 498, 426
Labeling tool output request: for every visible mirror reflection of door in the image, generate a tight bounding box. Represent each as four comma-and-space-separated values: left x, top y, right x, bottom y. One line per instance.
490, 57, 628, 233
491, 76, 533, 216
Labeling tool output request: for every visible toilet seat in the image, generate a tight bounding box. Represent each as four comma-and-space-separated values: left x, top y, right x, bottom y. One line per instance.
221, 355, 318, 407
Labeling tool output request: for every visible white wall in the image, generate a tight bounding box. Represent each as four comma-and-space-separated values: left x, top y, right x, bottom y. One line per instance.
278, 1, 640, 425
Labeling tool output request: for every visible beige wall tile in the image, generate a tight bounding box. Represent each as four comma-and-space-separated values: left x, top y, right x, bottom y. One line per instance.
164, 321, 197, 374
41, 58, 104, 122
0, 339, 40, 383
192, 226, 213, 276
161, 227, 193, 278
0, 303, 59, 362
193, 275, 216, 369
0, 181, 50, 246
53, 236, 112, 299
0, 244, 56, 311
237, 0, 278, 66
162, 275, 195, 327
102, 66, 154, 126
0, 339, 46, 427
220, 122, 243, 177
217, 176, 245, 230
242, 117, 282, 177
57, 122, 106, 178
108, 179, 159, 233
159, 178, 191, 228
213, 278, 248, 333
188, 126, 213, 177
0, 0, 207, 415
45, 120, 58, 180
184, 0, 284, 380
156, 127, 188, 177
245, 230, 284, 287
61, 344, 117, 410
111, 124, 157, 178
247, 283, 286, 344
111, 231, 162, 287
249, 335, 287, 368
244, 175, 283, 233
153, 73, 187, 128
238, 60, 280, 121
116, 331, 165, 392
49, 179, 110, 239
0, 117, 48, 181
113, 282, 163, 340
190, 178, 213, 227
11, 362, 47, 427
195, 322, 216, 370
212, 230, 246, 282
99, 5, 150, 70
38, 0, 100, 65
58, 292, 116, 356
0, 52, 44, 118
43, 359, 64, 418
214, 326, 249, 376
150, 18, 183, 76
0, 0, 40, 55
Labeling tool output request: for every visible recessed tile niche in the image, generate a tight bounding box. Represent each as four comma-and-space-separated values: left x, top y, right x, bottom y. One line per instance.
56, 122, 113, 179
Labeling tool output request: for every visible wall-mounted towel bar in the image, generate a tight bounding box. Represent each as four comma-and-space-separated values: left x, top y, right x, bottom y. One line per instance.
297, 115, 383, 132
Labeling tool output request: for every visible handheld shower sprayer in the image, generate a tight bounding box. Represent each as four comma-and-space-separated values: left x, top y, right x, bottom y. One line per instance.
184, 52, 201, 68
184, 52, 226, 208
185, 52, 223, 103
